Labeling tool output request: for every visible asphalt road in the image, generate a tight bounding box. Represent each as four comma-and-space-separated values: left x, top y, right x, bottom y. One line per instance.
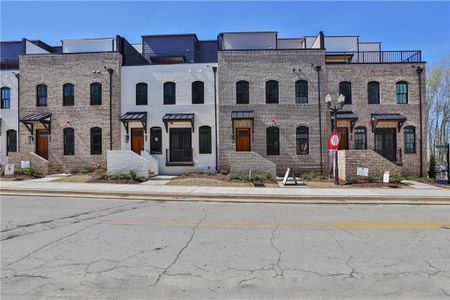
1, 195, 450, 299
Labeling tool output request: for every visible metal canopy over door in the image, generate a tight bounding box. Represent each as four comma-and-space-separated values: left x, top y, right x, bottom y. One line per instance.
36, 129, 49, 159
374, 128, 397, 161
337, 127, 349, 150
236, 128, 251, 151
169, 128, 192, 162
131, 128, 144, 155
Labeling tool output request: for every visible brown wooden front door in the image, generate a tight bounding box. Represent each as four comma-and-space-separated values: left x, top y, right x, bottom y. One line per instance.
36, 129, 49, 159
337, 127, 349, 150
236, 128, 251, 151
131, 128, 144, 155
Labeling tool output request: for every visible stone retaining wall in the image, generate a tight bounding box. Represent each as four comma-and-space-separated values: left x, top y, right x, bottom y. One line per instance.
9, 152, 49, 176
229, 151, 277, 177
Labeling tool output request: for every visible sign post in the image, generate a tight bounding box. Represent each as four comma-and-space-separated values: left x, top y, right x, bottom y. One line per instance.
327, 130, 340, 185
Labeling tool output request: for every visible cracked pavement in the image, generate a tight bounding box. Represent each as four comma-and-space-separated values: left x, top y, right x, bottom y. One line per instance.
1, 195, 450, 299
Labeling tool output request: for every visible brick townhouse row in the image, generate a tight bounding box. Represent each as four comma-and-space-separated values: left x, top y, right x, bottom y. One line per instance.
0, 31, 426, 177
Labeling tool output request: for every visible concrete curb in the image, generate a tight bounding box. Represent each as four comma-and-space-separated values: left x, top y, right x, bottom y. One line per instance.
1, 188, 449, 205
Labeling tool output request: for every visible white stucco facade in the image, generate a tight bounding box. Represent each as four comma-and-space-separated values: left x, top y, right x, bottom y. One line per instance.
121, 63, 217, 175
0, 69, 19, 164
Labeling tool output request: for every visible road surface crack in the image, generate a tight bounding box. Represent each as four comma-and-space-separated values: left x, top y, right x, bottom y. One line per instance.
149, 210, 207, 288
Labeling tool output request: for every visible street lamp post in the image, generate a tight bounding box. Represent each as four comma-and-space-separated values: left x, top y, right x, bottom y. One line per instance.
325, 94, 346, 185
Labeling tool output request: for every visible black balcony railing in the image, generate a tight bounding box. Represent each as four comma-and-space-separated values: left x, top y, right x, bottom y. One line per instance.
0, 59, 19, 70
166, 148, 193, 165
326, 51, 422, 64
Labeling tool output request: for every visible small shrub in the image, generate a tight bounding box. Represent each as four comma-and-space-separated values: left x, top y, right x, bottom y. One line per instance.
319, 175, 327, 181
367, 175, 381, 183
129, 170, 137, 180
207, 171, 214, 176
105, 172, 132, 180
346, 175, 357, 184
78, 167, 94, 174
390, 175, 405, 183
95, 166, 106, 174
15, 167, 38, 177
220, 169, 229, 175
429, 155, 436, 179
265, 172, 273, 180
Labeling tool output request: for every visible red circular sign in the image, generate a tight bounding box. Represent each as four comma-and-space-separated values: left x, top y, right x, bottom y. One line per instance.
328, 130, 341, 150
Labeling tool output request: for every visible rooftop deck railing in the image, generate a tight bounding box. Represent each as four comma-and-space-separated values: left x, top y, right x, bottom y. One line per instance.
0, 59, 19, 70
326, 50, 422, 63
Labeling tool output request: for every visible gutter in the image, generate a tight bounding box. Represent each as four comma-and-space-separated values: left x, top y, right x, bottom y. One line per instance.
416, 66, 424, 177
315, 65, 323, 174
105, 67, 114, 150
212, 66, 218, 172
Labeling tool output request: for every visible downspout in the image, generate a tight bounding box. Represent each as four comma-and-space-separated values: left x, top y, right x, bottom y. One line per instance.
416, 66, 424, 177
212, 66, 218, 172
14, 72, 20, 151
315, 65, 323, 174
105, 67, 114, 150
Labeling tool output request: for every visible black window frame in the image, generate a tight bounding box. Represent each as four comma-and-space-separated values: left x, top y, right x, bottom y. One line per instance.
236, 80, 249, 104
404, 126, 416, 154
266, 126, 280, 155
396, 81, 408, 104
63, 127, 75, 155
354, 127, 367, 150
339, 81, 352, 104
199, 125, 212, 154
266, 80, 279, 104
1, 87, 11, 109
296, 126, 309, 155
136, 82, 148, 105
295, 80, 308, 103
192, 81, 204, 104
90, 127, 102, 155
90, 82, 102, 105
36, 84, 47, 107
63, 83, 75, 106
163, 82, 176, 105
150, 126, 162, 154
6, 129, 17, 155
367, 81, 380, 104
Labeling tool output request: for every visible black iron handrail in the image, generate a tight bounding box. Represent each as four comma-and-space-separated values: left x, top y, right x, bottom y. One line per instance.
326, 51, 422, 63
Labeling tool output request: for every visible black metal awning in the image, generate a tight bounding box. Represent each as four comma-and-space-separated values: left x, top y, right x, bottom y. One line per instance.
162, 113, 195, 132
231, 111, 255, 120
371, 113, 407, 132
20, 112, 52, 134
120, 111, 147, 134
332, 111, 358, 132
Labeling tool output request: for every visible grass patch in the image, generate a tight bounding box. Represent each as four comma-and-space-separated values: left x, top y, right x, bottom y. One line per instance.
168, 177, 254, 187
54, 174, 93, 183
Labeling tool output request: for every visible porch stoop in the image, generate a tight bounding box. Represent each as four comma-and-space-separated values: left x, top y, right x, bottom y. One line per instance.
8, 152, 49, 176
229, 151, 277, 178
338, 150, 401, 181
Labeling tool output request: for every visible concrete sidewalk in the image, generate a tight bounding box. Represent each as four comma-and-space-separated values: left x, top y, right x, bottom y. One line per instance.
1, 179, 449, 204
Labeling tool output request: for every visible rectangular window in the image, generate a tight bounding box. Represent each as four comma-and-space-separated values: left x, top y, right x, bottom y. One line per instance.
64, 128, 75, 155
396, 82, 408, 104
1, 88, 11, 109
91, 128, 102, 155
354, 127, 367, 150
150, 127, 162, 154
164, 82, 176, 105
368, 82, 380, 104
37, 85, 47, 107
199, 126, 212, 154
63, 84, 74, 106
90, 83, 102, 105
404, 127, 416, 154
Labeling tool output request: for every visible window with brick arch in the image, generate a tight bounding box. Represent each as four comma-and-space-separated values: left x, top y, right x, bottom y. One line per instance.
90, 127, 102, 155
266, 80, 279, 104
236, 81, 249, 104
367, 81, 380, 104
6, 129, 17, 155
296, 126, 309, 155
339, 81, 352, 104
63, 128, 75, 155
354, 127, 367, 150
163, 82, 176, 105
192, 81, 204, 104
63, 83, 75, 106
36, 84, 47, 107
90, 82, 102, 105
404, 126, 416, 154
295, 80, 308, 103
266, 126, 280, 155
396, 81, 408, 104
136, 82, 148, 105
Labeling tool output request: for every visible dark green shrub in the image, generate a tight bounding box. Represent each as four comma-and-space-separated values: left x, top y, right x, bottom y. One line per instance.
429, 155, 436, 179
15, 167, 37, 177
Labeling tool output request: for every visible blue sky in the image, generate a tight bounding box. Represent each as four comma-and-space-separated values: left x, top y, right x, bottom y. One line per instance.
1, 1, 449, 64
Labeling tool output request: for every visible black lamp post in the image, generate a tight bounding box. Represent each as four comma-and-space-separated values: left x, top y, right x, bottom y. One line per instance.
325, 93, 346, 185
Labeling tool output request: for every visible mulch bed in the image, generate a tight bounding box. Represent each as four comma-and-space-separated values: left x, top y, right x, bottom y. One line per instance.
176, 172, 277, 184
0, 174, 42, 181
87, 174, 146, 184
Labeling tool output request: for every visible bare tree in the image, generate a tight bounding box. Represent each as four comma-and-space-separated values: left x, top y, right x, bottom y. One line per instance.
427, 56, 450, 162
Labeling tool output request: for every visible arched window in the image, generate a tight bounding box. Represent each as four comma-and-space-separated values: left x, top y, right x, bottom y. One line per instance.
368, 81, 380, 104
150, 127, 162, 154
6, 129, 17, 155
396, 81, 408, 104
266, 80, 279, 104
37, 84, 47, 107
63, 83, 74, 106
90, 82, 102, 105
339, 81, 352, 104
199, 126, 212, 154
354, 127, 367, 150
163, 82, 176, 105
296, 126, 309, 155
1, 87, 11, 109
404, 126, 416, 154
295, 80, 308, 103
136, 82, 148, 105
236, 81, 249, 104
90, 127, 102, 155
63, 128, 75, 155
266, 126, 280, 155
192, 81, 204, 104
